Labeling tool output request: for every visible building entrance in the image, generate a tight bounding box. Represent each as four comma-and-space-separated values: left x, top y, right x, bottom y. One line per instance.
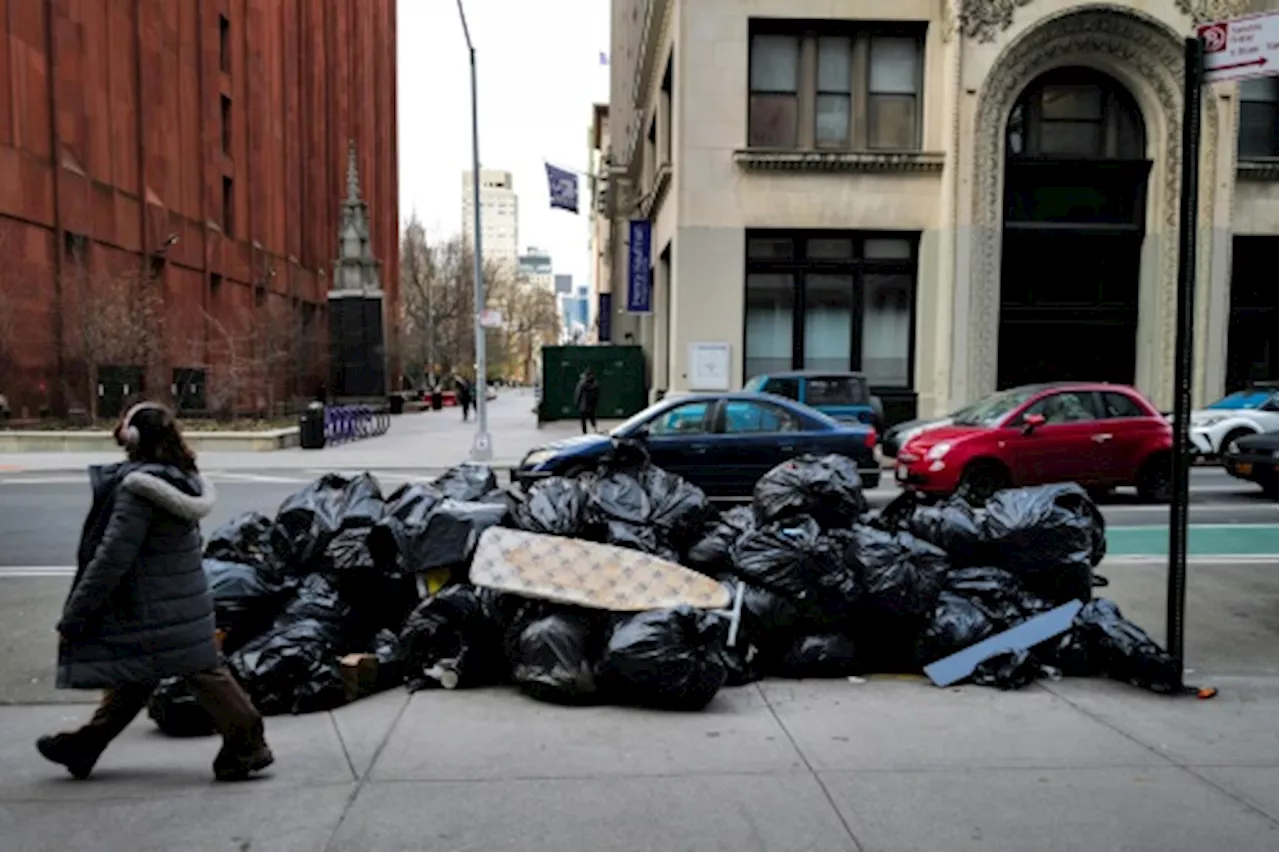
998, 68, 1151, 389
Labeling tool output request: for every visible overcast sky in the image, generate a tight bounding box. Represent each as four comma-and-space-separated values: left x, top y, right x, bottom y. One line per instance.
396, 0, 610, 291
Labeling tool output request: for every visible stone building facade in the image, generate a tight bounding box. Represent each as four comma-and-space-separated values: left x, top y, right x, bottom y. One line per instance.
604, 0, 1278, 422
0, 0, 398, 417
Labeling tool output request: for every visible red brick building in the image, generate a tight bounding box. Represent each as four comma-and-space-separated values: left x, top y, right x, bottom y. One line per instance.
0, 0, 399, 418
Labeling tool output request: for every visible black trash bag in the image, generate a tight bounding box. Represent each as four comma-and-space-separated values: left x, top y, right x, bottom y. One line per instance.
584, 465, 713, 557
776, 634, 860, 679
600, 521, 680, 562
917, 591, 998, 664
432, 463, 498, 502
983, 483, 1105, 604
512, 612, 600, 705
871, 490, 924, 532
367, 482, 447, 574
972, 648, 1058, 691
753, 454, 868, 529
944, 566, 1052, 628
368, 628, 407, 691
637, 467, 716, 552
227, 617, 349, 715
597, 606, 728, 711
399, 584, 509, 690
511, 476, 587, 537
686, 506, 756, 576
147, 678, 215, 737
203, 558, 288, 651
730, 517, 861, 623
415, 499, 509, 573
1068, 599, 1183, 694
906, 498, 990, 565
843, 526, 949, 620
204, 512, 290, 581
275, 473, 386, 569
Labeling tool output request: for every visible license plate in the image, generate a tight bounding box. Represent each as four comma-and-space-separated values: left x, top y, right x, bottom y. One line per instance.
895, 464, 908, 481
1233, 462, 1253, 476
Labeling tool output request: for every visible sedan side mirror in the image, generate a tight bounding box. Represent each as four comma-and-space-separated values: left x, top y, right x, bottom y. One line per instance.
1022, 413, 1046, 435
632, 424, 651, 442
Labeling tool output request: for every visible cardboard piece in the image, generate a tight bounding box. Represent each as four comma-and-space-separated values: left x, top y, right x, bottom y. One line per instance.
340, 653, 380, 702
923, 600, 1083, 688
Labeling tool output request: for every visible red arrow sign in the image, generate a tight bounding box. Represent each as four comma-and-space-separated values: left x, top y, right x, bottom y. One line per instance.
1215, 57, 1269, 72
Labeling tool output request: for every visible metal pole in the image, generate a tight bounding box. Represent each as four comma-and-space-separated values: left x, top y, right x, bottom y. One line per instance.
1167, 36, 1203, 673
457, 0, 491, 460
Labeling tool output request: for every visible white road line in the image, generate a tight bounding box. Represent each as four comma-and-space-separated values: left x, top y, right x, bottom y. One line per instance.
0, 566, 76, 578
212, 473, 311, 485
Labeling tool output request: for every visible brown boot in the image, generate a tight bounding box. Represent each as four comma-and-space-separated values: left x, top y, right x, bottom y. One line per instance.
213, 739, 275, 782
36, 733, 101, 780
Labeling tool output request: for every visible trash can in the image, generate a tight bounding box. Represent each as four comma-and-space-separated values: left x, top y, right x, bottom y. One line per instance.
431, 389, 443, 411
389, 394, 405, 415
299, 402, 326, 450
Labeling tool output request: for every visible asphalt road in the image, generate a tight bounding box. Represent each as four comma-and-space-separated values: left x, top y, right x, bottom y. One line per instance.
0, 465, 1273, 568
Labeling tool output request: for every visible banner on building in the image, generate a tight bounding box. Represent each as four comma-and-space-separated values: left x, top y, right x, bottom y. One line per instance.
597, 292, 613, 342
626, 220, 652, 314
545, 163, 579, 213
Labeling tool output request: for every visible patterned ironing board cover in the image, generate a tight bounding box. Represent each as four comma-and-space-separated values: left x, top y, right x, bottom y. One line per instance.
470, 526, 731, 611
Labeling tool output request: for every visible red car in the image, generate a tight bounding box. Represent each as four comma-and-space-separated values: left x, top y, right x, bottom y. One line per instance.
895, 382, 1173, 502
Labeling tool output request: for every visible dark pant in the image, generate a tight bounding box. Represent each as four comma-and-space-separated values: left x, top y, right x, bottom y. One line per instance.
580, 410, 598, 433
71, 666, 264, 754
460, 400, 473, 421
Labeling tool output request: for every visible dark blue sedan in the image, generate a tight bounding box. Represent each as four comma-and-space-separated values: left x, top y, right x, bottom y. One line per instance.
512, 392, 881, 498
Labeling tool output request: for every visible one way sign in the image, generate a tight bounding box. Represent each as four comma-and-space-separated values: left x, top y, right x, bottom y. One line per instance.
1198, 11, 1279, 84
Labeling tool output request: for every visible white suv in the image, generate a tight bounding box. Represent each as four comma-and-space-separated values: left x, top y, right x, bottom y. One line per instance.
1189, 387, 1280, 459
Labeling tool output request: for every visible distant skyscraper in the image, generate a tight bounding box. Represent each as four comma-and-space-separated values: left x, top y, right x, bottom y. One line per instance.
518, 247, 554, 292
461, 169, 519, 272
554, 274, 573, 295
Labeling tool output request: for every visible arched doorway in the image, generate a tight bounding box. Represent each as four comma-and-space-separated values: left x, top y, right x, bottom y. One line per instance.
997, 67, 1150, 389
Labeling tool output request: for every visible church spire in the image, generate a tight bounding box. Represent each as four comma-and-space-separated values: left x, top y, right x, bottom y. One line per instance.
333, 138, 381, 294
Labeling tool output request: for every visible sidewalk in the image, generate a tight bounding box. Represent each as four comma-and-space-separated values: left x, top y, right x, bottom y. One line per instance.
0, 390, 624, 473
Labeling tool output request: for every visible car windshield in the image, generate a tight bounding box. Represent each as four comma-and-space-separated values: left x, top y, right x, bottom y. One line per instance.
952, 387, 1041, 427
1208, 390, 1275, 410
806, 376, 867, 406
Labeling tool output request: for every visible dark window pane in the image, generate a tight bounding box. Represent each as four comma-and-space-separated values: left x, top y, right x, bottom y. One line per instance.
869, 36, 918, 94
803, 274, 853, 372
1008, 104, 1026, 155
862, 272, 912, 386
750, 34, 799, 91
1101, 392, 1146, 419
1023, 391, 1096, 424
650, 402, 712, 436
724, 401, 798, 434
1040, 85, 1104, 120
815, 94, 851, 147
1038, 120, 1103, 156
748, 237, 794, 260
746, 273, 795, 378
762, 377, 801, 399
863, 238, 912, 259
807, 377, 866, 405
1238, 102, 1279, 158
1112, 96, 1145, 158
1240, 76, 1278, 104
806, 238, 854, 259
868, 94, 917, 149
749, 93, 799, 147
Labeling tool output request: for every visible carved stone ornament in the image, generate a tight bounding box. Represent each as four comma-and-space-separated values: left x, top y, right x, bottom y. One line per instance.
957, 0, 1036, 43
1174, 0, 1252, 24
966, 8, 1220, 398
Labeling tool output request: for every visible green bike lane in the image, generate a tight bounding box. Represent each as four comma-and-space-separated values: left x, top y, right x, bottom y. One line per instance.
1107, 523, 1278, 557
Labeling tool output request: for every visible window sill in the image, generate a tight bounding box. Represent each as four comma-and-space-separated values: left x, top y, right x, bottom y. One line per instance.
733, 149, 945, 174
639, 163, 672, 219
1236, 159, 1278, 181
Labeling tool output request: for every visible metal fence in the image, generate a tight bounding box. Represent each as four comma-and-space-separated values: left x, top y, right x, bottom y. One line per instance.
323, 405, 391, 445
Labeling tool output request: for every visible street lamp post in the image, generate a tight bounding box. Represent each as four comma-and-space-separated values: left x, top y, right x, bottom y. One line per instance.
457, 0, 492, 461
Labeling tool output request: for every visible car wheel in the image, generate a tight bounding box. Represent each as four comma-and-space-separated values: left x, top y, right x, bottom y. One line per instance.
957, 460, 1011, 504
1218, 427, 1253, 457
1136, 454, 1173, 504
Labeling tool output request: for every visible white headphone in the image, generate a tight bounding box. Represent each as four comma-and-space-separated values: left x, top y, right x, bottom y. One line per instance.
117, 402, 165, 448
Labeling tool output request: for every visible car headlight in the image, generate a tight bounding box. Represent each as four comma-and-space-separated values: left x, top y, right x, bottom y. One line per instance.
1196, 415, 1225, 428
522, 449, 556, 469
925, 442, 952, 461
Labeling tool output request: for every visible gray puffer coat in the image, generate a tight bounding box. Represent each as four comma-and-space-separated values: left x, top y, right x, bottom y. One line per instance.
57, 462, 219, 689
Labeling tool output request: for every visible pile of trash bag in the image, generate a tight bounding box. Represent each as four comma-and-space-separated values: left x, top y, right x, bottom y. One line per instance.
146, 452, 1192, 737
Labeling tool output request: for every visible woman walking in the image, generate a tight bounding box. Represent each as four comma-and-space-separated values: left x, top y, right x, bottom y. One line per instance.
37, 402, 273, 782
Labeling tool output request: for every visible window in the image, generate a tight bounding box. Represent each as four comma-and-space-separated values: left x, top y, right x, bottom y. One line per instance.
210, 273, 223, 298
220, 95, 232, 154
221, 176, 234, 236
723, 401, 799, 434
761, 376, 800, 400
1100, 392, 1147, 419
806, 376, 868, 405
745, 232, 917, 388
1023, 391, 1096, 424
1238, 76, 1278, 159
749, 24, 924, 151
219, 14, 231, 74
649, 401, 711, 436
63, 231, 88, 265
660, 57, 673, 164
1007, 69, 1145, 160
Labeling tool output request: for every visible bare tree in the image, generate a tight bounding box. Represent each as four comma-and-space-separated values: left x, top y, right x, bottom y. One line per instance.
203, 294, 310, 419
61, 249, 165, 420
493, 274, 562, 383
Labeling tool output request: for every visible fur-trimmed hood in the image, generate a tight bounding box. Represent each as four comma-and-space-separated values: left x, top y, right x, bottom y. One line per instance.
88, 462, 216, 522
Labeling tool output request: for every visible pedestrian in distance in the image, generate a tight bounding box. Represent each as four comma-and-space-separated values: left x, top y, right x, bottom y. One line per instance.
575, 367, 601, 434
37, 402, 273, 783
455, 373, 474, 421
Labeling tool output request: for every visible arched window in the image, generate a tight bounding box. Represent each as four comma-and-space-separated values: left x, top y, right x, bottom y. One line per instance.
1007, 68, 1146, 159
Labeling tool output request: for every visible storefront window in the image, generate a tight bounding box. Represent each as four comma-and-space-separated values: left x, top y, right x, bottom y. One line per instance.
862, 272, 912, 387
803, 274, 853, 372
745, 273, 795, 379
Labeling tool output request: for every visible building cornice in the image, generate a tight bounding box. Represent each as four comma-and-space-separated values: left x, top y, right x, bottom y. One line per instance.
732, 149, 946, 174
1236, 159, 1279, 182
